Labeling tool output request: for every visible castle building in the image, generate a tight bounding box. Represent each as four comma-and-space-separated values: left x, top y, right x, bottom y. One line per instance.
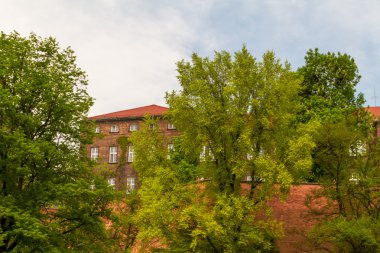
88, 104, 179, 191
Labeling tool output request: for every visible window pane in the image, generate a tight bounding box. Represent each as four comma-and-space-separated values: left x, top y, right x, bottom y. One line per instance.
128, 146, 134, 162
90, 147, 99, 160
109, 146, 117, 163
110, 125, 119, 132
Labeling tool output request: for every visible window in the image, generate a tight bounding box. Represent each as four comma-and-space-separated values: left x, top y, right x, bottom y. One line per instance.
167, 144, 174, 159
108, 178, 116, 187
167, 123, 176, 130
95, 126, 101, 133
200, 145, 214, 161
90, 147, 99, 160
129, 124, 138, 132
349, 172, 359, 184
349, 141, 366, 156
149, 123, 156, 130
128, 146, 135, 162
109, 146, 118, 163
126, 177, 136, 193
90, 180, 95, 190
200, 145, 207, 161
110, 125, 119, 133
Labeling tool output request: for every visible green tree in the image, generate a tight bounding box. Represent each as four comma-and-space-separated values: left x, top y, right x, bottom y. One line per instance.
131, 47, 315, 252
298, 48, 364, 122
305, 118, 380, 252
296, 49, 380, 252
0, 32, 114, 252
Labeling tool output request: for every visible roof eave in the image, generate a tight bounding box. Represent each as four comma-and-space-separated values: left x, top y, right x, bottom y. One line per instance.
90, 114, 165, 122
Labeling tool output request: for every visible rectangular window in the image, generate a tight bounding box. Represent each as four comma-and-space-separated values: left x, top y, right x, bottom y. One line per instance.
126, 177, 136, 193
108, 178, 116, 187
349, 141, 366, 156
95, 126, 101, 133
200, 145, 214, 161
149, 123, 156, 130
167, 144, 174, 159
90, 147, 99, 160
129, 124, 138, 132
349, 172, 359, 184
128, 146, 135, 162
110, 125, 119, 133
109, 146, 118, 163
200, 145, 207, 161
167, 123, 176, 130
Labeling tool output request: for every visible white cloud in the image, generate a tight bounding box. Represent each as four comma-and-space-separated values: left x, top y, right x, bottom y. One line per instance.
1, 0, 379, 114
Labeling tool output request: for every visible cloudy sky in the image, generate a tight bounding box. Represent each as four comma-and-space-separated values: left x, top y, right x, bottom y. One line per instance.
1, 0, 379, 116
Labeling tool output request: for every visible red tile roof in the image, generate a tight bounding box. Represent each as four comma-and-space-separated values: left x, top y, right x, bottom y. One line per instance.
366, 106, 380, 119
89, 104, 168, 120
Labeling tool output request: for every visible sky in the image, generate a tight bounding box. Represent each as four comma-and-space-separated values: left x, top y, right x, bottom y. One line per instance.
1, 0, 380, 116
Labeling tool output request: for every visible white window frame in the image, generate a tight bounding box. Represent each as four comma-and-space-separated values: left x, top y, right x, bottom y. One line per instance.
126, 177, 136, 193
110, 125, 119, 133
200, 145, 214, 161
200, 145, 207, 161
167, 123, 176, 130
129, 124, 138, 132
90, 147, 99, 160
167, 144, 174, 159
349, 141, 366, 156
109, 146, 118, 163
95, 126, 101, 133
108, 178, 116, 187
349, 172, 359, 184
128, 146, 135, 163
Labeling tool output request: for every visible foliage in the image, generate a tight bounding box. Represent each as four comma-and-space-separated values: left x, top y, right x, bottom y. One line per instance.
166, 46, 312, 194
308, 216, 380, 253
298, 49, 380, 251
0, 31, 114, 251
298, 48, 365, 122
106, 191, 140, 253
306, 128, 380, 251
129, 47, 316, 252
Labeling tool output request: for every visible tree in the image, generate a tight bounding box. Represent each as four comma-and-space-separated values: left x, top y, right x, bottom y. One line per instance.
130, 47, 315, 252
298, 48, 365, 121
167, 47, 314, 195
303, 115, 380, 251
297, 49, 380, 252
0, 32, 114, 252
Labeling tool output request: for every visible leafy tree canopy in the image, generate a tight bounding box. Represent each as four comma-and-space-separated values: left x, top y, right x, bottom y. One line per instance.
130, 47, 316, 252
0, 31, 114, 252
298, 48, 365, 121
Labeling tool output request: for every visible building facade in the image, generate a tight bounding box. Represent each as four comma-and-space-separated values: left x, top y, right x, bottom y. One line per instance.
367, 106, 380, 139
87, 104, 179, 192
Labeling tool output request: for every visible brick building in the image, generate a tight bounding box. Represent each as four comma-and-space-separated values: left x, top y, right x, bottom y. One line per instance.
367, 106, 380, 139
87, 104, 179, 192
